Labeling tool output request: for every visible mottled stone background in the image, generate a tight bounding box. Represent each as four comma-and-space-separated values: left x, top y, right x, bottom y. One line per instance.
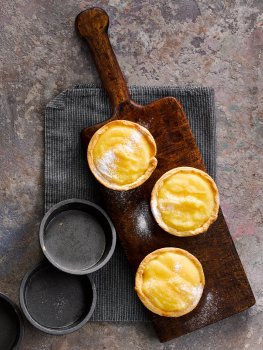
0, 0, 262, 349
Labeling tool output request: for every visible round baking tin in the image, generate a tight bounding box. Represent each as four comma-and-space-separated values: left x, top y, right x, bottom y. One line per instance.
39, 199, 116, 275
0, 293, 24, 350
20, 261, 97, 335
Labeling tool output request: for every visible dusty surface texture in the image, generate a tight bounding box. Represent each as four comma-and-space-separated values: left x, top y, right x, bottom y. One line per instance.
0, 0, 262, 349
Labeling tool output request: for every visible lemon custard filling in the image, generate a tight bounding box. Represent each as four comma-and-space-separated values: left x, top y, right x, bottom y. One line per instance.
151, 167, 219, 236
135, 248, 205, 317
88, 120, 157, 190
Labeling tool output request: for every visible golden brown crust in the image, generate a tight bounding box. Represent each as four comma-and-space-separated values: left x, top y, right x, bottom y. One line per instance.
150, 167, 220, 237
87, 120, 157, 191
135, 247, 205, 317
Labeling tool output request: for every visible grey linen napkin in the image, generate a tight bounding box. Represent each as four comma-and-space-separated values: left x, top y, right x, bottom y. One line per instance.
45, 85, 216, 321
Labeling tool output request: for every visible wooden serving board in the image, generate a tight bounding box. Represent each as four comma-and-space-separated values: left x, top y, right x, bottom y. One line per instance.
76, 8, 255, 342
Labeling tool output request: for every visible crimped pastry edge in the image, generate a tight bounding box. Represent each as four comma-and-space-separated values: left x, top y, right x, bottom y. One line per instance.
87, 120, 157, 191
135, 247, 205, 317
150, 167, 220, 237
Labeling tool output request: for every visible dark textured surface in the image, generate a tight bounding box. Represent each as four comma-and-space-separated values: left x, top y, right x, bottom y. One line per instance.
45, 85, 216, 323
20, 262, 96, 334
0, 0, 262, 349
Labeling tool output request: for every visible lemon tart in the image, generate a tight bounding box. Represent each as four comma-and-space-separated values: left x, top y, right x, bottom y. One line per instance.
88, 120, 157, 190
135, 247, 205, 317
151, 167, 219, 237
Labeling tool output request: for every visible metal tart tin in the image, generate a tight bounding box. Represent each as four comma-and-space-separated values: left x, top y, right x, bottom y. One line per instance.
0, 293, 24, 349
39, 199, 116, 275
20, 261, 96, 335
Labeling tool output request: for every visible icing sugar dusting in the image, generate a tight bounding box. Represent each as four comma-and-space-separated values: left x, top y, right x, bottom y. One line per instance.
137, 214, 148, 232
96, 130, 143, 178
107, 188, 136, 206
160, 203, 174, 212
174, 263, 182, 272
130, 130, 143, 143
179, 283, 203, 302
123, 131, 142, 153
191, 285, 203, 299
136, 117, 154, 129
180, 283, 191, 293
133, 201, 153, 238
96, 149, 116, 177
185, 291, 220, 329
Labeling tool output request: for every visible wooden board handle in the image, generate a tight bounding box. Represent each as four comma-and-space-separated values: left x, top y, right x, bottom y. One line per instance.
75, 8, 131, 113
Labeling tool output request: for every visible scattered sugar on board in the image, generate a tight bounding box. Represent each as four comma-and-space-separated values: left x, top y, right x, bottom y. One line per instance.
137, 214, 148, 232
133, 201, 153, 238
136, 118, 154, 130
185, 291, 220, 329
105, 188, 138, 209
136, 119, 150, 129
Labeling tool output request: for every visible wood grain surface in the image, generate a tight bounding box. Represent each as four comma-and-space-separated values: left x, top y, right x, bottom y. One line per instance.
76, 8, 255, 342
